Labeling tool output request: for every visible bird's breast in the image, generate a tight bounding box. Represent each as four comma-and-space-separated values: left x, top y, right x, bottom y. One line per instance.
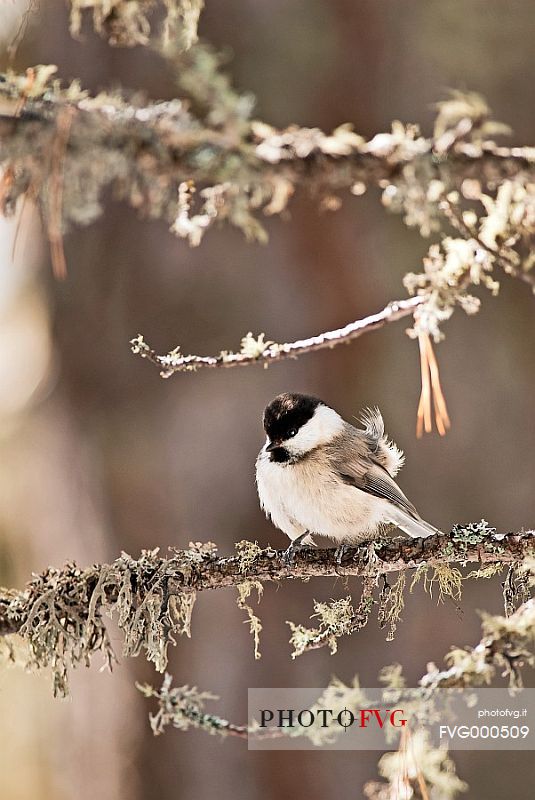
256, 450, 388, 540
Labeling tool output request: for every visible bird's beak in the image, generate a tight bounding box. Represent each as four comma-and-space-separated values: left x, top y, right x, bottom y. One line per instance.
266, 440, 280, 452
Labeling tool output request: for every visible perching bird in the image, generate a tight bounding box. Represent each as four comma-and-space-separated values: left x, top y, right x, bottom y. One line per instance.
256, 393, 439, 559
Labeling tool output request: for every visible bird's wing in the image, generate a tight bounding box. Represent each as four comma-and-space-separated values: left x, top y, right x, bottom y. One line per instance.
332, 427, 419, 520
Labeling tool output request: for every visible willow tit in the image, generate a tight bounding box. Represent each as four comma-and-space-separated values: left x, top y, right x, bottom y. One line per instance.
256, 393, 439, 557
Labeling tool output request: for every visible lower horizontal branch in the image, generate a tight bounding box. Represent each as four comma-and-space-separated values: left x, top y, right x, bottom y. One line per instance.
171, 529, 533, 593
1, 527, 533, 638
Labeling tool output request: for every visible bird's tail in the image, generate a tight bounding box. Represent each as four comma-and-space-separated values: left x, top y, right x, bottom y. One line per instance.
387, 507, 440, 539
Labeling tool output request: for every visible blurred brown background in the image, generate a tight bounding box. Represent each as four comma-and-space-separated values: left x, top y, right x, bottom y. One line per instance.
0, 1, 534, 798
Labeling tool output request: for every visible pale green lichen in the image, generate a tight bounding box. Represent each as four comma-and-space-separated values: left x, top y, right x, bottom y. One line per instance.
450, 519, 497, 546
287, 579, 378, 658
137, 673, 225, 736
239, 332, 273, 359
1, 546, 211, 696
287, 596, 356, 658
236, 580, 263, 659
465, 563, 505, 580
234, 540, 263, 573
410, 562, 463, 604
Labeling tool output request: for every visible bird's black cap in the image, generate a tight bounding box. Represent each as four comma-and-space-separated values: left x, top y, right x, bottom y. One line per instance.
263, 393, 322, 443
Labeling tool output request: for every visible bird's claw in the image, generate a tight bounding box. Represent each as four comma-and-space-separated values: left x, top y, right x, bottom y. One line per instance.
283, 532, 309, 567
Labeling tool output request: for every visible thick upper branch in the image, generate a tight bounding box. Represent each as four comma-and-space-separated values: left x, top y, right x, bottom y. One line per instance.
1, 66, 534, 242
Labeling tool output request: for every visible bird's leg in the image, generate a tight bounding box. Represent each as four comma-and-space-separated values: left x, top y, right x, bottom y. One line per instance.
334, 543, 350, 567
283, 531, 310, 567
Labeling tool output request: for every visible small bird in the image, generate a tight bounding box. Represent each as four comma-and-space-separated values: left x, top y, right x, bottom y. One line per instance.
256, 393, 440, 559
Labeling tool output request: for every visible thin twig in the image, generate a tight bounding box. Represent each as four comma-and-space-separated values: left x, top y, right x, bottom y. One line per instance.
130, 296, 424, 376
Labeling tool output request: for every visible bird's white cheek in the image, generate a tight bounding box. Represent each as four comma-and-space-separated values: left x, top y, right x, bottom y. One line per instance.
288, 406, 345, 454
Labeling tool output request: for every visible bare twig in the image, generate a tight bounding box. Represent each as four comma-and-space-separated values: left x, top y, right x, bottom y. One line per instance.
130, 296, 424, 377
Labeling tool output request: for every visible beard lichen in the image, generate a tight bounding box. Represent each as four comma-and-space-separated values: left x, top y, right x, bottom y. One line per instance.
409, 563, 463, 606
287, 596, 356, 658
2, 548, 207, 696
137, 672, 225, 736
9, 562, 116, 697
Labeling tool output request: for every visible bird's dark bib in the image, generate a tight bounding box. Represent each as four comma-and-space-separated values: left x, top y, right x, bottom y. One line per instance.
269, 447, 306, 465
269, 447, 292, 463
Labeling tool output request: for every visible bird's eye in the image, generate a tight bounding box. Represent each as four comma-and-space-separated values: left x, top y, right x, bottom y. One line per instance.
288, 428, 298, 438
